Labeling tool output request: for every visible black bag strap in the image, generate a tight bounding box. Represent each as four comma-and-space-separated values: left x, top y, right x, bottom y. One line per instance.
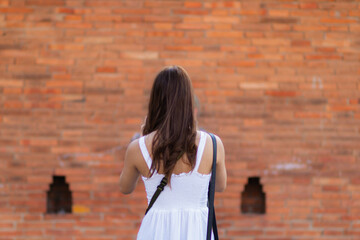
207, 133, 219, 240
145, 176, 167, 215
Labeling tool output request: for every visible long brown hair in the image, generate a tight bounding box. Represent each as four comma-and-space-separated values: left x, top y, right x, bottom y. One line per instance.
142, 65, 197, 183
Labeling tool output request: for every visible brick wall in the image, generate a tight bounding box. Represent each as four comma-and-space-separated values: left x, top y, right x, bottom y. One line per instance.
1, 0, 360, 239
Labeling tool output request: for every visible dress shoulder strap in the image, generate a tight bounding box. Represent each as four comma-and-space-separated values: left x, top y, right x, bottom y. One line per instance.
194, 131, 206, 173
139, 136, 153, 170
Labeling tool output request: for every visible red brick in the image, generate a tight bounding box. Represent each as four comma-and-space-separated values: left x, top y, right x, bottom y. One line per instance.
203, 16, 239, 23
144, 15, 181, 23
49, 44, 84, 51
211, 9, 228, 16
0, 230, 17, 236
73, 8, 92, 14
0, 80, 24, 87
218, 60, 256, 67
330, 25, 349, 32
294, 25, 328, 31
184, 1, 202, 8
294, 112, 332, 119
24, 88, 61, 94
56, 22, 92, 29
273, 23, 292, 31
96, 66, 117, 73
84, 15, 121, 22
305, 54, 341, 60
46, 81, 83, 88
0, 0, 9, 6
84, 0, 123, 7
93, 176, 119, 184
163, 59, 203, 67
64, 15, 82, 21
252, 38, 291, 46
152, 23, 173, 30
243, 119, 263, 127
268, 9, 289, 17
56, 7, 74, 14
349, 10, 360, 17
291, 40, 311, 47
240, 82, 278, 90
265, 91, 297, 97
5, 14, 24, 21
24, 102, 62, 109
164, 45, 203, 51
3, 87, 22, 94
123, 51, 159, 60
175, 23, 211, 30
36, 58, 74, 66
316, 47, 336, 53
240, 9, 266, 16
228, 230, 263, 236
300, 3, 318, 9
27, 0, 64, 6
0, 7, 33, 13
321, 18, 357, 24
77, 36, 113, 43
248, 53, 283, 60
147, 31, 184, 37
327, 105, 357, 112
173, 8, 208, 15
112, 8, 151, 15
207, 31, 243, 38
322, 185, 341, 192
3, 100, 23, 109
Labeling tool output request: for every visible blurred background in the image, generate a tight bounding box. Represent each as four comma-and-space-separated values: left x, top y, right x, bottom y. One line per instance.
0, 0, 359, 239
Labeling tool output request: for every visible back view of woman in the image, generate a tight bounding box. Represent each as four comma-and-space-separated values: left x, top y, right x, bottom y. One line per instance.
119, 66, 227, 240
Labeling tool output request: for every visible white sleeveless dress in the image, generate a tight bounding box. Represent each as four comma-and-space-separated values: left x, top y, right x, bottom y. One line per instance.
137, 131, 214, 240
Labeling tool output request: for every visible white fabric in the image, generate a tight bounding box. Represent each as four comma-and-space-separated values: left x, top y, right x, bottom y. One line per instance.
137, 131, 214, 240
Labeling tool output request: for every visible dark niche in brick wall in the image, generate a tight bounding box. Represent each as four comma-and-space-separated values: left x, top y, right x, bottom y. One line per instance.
241, 177, 266, 214
47, 175, 72, 214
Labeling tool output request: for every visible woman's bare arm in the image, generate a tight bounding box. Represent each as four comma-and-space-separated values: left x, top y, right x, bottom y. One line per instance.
119, 140, 141, 194
214, 135, 227, 192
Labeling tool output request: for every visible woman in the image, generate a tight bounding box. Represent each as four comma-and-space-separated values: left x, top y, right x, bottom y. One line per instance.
119, 65, 227, 240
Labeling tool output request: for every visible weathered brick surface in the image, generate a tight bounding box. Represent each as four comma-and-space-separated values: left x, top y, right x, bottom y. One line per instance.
0, 0, 360, 239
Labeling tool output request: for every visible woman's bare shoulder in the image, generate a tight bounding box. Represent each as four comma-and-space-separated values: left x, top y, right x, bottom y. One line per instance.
125, 138, 141, 159
200, 131, 223, 145
125, 137, 148, 174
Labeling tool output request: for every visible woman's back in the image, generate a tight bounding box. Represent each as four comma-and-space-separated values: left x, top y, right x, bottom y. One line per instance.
137, 131, 214, 240
140, 130, 210, 209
